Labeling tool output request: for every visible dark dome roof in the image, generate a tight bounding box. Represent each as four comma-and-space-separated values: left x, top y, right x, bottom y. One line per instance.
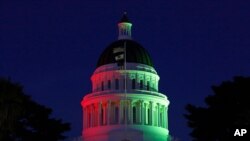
97, 40, 153, 67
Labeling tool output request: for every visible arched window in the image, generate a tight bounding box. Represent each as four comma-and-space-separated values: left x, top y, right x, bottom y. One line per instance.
132, 79, 136, 89
140, 80, 143, 89
133, 106, 136, 123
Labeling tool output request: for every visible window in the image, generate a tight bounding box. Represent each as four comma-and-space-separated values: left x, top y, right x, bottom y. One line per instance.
160, 112, 163, 127
108, 80, 111, 89
123, 108, 125, 123
154, 107, 157, 126
115, 107, 119, 124
101, 81, 104, 91
115, 79, 119, 90
133, 106, 136, 123
101, 108, 103, 125
147, 108, 150, 125
140, 80, 143, 89
88, 112, 91, 128
147, 81, 150, 90
123, 107, 129, 124
152, 83, 155, 91
132, 79, 136, 89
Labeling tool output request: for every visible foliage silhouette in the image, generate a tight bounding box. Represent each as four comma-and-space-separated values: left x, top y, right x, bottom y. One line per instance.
0, 77, 70, 141
185, 76, 250, 141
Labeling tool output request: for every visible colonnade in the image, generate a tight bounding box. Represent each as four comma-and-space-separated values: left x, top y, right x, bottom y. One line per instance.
83, 99, 168, 129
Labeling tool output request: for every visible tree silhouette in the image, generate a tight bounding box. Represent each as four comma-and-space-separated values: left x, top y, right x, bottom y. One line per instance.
185, 76, 250, 141
0, 77, 70, 141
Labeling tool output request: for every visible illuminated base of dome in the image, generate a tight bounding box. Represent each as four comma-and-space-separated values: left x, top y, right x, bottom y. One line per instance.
83, 125, 170, 141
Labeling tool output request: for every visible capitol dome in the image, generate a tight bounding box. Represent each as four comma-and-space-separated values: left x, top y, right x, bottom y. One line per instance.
97, 39, 153, 68
81, 13, 170, 141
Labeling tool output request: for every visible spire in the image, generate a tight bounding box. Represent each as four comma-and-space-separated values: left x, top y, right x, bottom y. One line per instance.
119, 12, 130, 23
118, 12, 132, 40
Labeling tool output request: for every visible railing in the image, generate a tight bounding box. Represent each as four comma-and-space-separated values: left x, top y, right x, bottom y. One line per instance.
84, 89, 167, 99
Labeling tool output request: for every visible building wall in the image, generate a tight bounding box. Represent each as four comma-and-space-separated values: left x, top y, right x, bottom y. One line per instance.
81, 63, 170, 141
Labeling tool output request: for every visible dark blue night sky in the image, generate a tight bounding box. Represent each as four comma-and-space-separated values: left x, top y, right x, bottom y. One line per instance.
1, 0, 250, 140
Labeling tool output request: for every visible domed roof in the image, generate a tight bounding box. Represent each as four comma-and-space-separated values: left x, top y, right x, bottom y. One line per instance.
97, 40, 153, 67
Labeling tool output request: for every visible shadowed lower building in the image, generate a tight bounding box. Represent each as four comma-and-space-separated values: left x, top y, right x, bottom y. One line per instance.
81, 13, 170, 141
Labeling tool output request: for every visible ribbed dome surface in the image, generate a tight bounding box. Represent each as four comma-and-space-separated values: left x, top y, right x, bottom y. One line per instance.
97, 40, 153, 68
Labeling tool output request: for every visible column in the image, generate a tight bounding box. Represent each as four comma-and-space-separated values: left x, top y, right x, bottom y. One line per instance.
93, 104, 96, 127
88, 105, 91, 127
150, 101, 154, 126
161, 105, 165, 128
98, 102, 101, 126
94, 104, 97, 127
119, 100, 123, 124
127, 100, 130, 124
94, 104, 98, 127
90, 105, 93, 127
145, 103, 148, 125
85, 107, 88, 128
138, 101, 141, 124
83, 107, 86, 129
103, 103, 106, 125
163, 106, 166, 128
124, 100, 128, 124
157, 103, 160, 127
130, 100, 134, 124
165, 107, 168, 129
153, 103, 155, 126
141, 100, 144, 125
87, 106, 90, 128
107, 100, 111, 125
160, 105, 163, 127
88, 105, 92, 128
